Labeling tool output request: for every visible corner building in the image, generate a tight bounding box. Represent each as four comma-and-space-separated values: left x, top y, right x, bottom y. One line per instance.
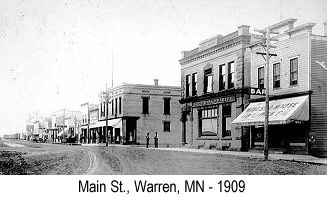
97, 81, 181, 146
179, 26, 252, 150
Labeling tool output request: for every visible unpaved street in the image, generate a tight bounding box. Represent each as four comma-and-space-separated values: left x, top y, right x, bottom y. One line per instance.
1, 140, 327, 175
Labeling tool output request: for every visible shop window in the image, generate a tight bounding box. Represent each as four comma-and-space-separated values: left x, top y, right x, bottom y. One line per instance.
273, 63, 280, 88
228, 61, 235, 89
163, 121, 170, 132
219, 64, 226, 90
142, 97, 149, 114
222, 105, 231, 138
185, 75, 191, 97
258, 67, 264, 89
199, 108, 218, 136
204, 68, 213, 93
290, 58, 298, 86
192, 73, 197, 96
163, 98, 171, 115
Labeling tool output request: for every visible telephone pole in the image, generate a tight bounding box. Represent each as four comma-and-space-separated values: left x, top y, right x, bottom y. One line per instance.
254, 28, 278, 160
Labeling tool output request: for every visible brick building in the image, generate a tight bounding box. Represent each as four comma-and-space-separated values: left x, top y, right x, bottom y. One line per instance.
179, 26, 252, 150
232, 19, 327, 157
95, 80, 181, 146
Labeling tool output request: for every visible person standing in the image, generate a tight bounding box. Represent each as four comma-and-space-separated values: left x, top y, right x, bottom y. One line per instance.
154, 132, 158, 148
146, 133, 150, 148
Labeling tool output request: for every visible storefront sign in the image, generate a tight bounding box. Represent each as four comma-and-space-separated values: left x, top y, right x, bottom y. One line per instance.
231, 95, 309, 126
250, 87, 266, 95
192, 96, 235, 107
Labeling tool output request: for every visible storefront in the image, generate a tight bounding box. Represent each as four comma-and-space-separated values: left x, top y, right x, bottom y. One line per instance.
180, 89, 248, 151
232, 95, 310, 154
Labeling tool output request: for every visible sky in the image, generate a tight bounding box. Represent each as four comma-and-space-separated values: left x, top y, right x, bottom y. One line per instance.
0, 0, 326, 135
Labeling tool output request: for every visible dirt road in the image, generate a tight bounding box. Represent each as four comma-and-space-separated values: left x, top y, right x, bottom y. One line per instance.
1, 140, 327, 175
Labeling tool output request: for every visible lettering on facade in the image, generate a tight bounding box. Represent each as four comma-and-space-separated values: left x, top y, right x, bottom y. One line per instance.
240, 102, 300, 119
250, 88, 266, 95
192, 96, 235, 107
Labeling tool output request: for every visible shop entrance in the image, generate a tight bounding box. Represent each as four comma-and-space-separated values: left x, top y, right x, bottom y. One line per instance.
125, 118, 137, 144
114, 128, 121, 144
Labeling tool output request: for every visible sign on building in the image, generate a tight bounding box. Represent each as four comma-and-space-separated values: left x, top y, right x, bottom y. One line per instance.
250, 88, 266, 95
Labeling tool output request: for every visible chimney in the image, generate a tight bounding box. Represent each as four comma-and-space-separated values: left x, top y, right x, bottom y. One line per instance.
154, 79, 159, 86
238, 25, 250, 36
324, 20, 327, 36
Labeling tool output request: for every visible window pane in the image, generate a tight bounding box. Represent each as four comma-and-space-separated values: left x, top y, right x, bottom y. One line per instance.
208, 75, 213, 92
201, 118, 218, 135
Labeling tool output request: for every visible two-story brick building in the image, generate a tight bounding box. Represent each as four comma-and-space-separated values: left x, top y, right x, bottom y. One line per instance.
96, 80, 181, 146
232, 19, 327, 157
179, 26, 252, 150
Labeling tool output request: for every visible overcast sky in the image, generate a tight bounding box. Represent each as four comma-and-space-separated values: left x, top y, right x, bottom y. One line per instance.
0, 0, 326, 135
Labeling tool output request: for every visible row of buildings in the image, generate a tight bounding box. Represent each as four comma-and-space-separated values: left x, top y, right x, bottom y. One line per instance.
18, 80, 181, 146
180, 18, 327, 157
7, 18, 327, 157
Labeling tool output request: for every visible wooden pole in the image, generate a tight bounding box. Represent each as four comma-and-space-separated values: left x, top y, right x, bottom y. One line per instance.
264, 29, 270, 160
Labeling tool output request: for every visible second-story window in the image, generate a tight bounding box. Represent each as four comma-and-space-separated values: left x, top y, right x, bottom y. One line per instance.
219, 64, 226, 90
290, 58, 298, 86
204, 68, 213, 93
228, 61, 235, 88
163, 98, 171, 115
100, 102, 104, 117
258, 67, 264, 89
111, 99, 114, 115
119, 97, 122, 114
185, 75, 191, 97
142, 97, 149, 114
273, 63, 280, 88
192, 73, 197, 96
115, 98, 118, 115
106, 102, 108, 117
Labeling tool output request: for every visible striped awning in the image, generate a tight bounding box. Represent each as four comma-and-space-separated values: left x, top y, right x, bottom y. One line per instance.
231, 95, 309, 126
89, 118, 122, 129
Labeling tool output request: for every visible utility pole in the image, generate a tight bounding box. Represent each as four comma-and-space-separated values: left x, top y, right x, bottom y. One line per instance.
111, 50, 114, 88
87, 103, 90, 144
254, 28, 278, 160
105, 84, 109, 146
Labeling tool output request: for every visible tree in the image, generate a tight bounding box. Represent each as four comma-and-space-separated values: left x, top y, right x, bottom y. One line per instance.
99, 89, 111, 146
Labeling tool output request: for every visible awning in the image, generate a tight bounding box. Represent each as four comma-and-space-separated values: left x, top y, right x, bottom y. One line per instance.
231, 95, 309, 126
89, 118, 122, 128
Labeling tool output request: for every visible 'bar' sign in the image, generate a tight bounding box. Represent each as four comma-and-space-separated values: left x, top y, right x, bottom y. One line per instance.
250, 88, 266, 95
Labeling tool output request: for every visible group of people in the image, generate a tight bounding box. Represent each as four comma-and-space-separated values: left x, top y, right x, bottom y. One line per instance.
145, 132, 158, 148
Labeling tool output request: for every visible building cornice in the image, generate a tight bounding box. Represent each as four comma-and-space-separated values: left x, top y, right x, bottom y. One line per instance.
179, 34, 251, 66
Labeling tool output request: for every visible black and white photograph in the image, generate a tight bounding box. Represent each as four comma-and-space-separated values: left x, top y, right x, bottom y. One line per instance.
1, 1, 327, 195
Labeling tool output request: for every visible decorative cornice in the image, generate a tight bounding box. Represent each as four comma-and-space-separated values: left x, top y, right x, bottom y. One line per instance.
179, 35, 251, 66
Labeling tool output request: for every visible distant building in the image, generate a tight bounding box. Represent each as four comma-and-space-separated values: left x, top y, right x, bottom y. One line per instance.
232, 19, 327, 157
52, 109, 82, 143
179, 26, 252, 150
91, 80, 181, 146
80, 103, 98, 143
25, 112, 45, 140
